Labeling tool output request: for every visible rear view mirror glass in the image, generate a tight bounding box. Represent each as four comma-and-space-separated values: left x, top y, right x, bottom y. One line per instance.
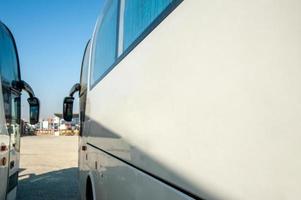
63, 97, 74, 122
27, 97, 40, 124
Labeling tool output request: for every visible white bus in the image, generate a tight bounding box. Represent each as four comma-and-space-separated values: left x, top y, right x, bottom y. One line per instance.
63, 0, 301, 199
0, 21, 40, 200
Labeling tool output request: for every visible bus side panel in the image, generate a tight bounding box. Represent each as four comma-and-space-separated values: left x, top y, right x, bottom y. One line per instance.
6, 187, 16, 200
78, 136, 89, 200
87, 0, 301, 199
84, 144, 193, 200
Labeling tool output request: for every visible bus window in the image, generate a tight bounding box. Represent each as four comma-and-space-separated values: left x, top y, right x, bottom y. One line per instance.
123, 0, 175, 50
91, 0, 119, 86
0, 25, 20, 86
79, 41, 91, 134
9, 94, 21, 152
80, 41, 90, 96
0, 24, 20, 87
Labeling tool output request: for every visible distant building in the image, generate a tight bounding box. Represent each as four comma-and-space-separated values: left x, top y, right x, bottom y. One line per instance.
54, 113, 79, 130
42, 120, 49, 130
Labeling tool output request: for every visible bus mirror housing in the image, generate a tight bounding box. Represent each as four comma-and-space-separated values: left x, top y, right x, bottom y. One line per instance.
63, 97, 74, 122
14, 80, 40, 124
63, 83, 80, 122
27, 97, 40, 125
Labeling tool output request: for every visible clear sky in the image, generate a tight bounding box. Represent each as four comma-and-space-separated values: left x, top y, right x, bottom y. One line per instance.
0, 0, 104, 120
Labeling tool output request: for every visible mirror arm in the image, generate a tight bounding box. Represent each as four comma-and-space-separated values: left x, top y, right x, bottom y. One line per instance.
12, 80, 39, 124
17, 80, 35, 98
69, 83, 81, 97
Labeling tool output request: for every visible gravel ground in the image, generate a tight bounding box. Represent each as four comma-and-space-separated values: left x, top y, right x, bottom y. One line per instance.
17, 136, 79, 200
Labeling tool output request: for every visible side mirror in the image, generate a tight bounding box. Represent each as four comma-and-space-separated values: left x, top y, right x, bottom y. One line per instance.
27, 97, 40, 125
63, 97, 74, 122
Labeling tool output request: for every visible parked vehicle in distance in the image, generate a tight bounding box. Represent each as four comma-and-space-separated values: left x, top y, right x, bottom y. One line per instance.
0, 21, 40, 200
64, 0, 301, 199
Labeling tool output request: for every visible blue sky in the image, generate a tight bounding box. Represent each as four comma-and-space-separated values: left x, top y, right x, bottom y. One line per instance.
0, 0, 104, 119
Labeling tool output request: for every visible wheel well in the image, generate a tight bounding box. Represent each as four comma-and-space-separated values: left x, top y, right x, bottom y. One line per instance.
86, 176, 94, 200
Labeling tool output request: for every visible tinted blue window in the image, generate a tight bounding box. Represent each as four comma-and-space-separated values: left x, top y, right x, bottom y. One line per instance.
0, 24, 19, 86
80, 41, 90, 95
124, 0, 173, 50
91, 0, 118, 85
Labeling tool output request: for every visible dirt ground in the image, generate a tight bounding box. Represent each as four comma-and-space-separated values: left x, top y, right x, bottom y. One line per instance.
17, 136, 79, 200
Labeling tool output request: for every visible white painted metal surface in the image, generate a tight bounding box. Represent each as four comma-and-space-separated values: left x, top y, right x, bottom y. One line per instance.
78, 0, 301, 199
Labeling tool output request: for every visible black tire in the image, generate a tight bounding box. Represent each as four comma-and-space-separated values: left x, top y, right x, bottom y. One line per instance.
86, 177, 94, 200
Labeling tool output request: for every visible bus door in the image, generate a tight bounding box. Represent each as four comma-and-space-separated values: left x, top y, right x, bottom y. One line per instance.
0, 78, 9, 200
6, 89, 21, 189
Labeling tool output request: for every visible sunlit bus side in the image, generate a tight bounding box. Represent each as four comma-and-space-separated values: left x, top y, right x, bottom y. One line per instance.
64, 0, 301, 200
0, 21, 40, 200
